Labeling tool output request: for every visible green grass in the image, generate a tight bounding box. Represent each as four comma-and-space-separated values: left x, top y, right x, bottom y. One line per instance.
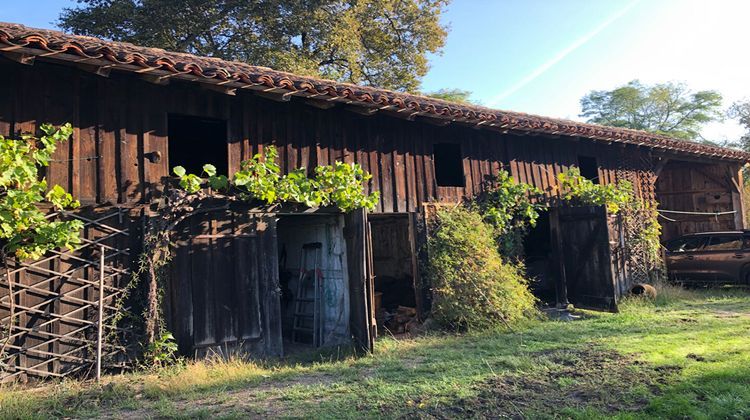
2, 286, 750, 419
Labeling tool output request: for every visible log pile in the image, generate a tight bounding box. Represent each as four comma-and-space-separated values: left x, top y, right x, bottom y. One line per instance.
382, 306, 418, 334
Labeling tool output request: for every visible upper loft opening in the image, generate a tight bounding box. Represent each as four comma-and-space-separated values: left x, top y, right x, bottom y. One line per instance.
168, 114, 228, 175
577, 155, 599, 184
433, 143, 464, 187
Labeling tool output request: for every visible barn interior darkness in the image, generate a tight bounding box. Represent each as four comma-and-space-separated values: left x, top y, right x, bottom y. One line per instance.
577, 155, 599, 183
168, 114, 228, 175
523, 211, 556, 303
369, 214, 418, 334
276, 215, 351, 351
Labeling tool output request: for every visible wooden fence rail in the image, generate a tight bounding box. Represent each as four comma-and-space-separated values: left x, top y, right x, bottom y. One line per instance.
0, 207, 136, 382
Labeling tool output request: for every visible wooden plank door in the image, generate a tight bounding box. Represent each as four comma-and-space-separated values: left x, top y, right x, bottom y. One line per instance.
344, 208, 374, 353
557, 206, 619, 311
168, 209, 282, 358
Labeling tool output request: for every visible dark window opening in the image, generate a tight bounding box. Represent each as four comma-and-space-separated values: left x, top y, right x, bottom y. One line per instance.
577, 155, 599, 184
434, 143, 464, 187
168, 114, 228, 176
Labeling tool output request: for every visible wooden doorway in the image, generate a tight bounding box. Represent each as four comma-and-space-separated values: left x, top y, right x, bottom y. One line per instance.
551, 206, 619, 311
167, 208, 282, 358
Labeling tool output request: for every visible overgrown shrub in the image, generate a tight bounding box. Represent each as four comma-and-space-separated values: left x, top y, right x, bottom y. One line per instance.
427, 205, 537, 330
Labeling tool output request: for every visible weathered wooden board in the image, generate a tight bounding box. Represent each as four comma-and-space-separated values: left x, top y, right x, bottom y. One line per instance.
4, 59, 735, 216
167, 208, 282, 357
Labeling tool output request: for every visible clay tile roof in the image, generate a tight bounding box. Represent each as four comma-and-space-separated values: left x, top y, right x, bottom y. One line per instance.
1, 22, 748, 162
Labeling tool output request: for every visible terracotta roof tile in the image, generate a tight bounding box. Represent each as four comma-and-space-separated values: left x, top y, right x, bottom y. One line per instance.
1, 22, 748, 162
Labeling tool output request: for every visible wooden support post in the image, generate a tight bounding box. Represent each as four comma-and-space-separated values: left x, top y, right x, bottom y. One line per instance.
549, 207, 569, 308
96, 245, 104, 383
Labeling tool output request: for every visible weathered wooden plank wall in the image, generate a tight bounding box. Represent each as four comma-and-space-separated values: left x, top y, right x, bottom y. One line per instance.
166, 208, 282, 358
0, 59, 698, 215
656, 161, 742, 239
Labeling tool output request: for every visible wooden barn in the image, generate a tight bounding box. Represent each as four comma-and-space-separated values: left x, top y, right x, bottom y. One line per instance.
0, 22, 748, 381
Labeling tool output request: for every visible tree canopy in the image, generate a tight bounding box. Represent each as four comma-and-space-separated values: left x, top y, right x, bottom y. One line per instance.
425, 88, 476, 105
579, 80, 723, 141
728, 100, 750, 149
59, 0, 449, 92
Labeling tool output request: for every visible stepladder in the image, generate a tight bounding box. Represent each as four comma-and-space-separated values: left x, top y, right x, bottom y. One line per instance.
292, 242, 323, 346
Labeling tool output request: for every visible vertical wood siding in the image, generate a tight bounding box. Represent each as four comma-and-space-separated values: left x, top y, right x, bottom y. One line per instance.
0, 60, 741, 216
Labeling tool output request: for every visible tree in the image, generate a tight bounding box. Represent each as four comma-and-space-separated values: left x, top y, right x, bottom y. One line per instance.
59, 0, 449, 92
425, 88, 476, 104
728, 100, 750, 150
580, 80, 723, 141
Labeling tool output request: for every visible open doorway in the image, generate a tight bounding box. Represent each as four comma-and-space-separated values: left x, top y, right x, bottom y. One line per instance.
276, 215, 351, 354
368, 214, 418, 334
523, 210, 555, 304
168, 114, 228, 175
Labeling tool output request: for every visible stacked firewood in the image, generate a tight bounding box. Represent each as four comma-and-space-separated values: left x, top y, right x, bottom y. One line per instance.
383, 306, 418, 334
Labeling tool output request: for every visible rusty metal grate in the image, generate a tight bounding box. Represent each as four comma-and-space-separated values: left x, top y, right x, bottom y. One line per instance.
0, 208, 136, 382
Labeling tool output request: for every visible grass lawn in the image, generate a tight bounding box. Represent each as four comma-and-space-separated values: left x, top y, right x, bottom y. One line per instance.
2, 286, 750, 419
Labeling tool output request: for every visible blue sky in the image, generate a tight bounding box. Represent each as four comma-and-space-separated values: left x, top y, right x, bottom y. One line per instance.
2, 0, 748, 141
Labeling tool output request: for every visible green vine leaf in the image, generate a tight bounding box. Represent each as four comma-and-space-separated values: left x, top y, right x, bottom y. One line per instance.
208, 174, 229, 191
172, 166, 186, 177
476, 170, 548, 259
0, 123, 82, 260
202, 164, 217, 177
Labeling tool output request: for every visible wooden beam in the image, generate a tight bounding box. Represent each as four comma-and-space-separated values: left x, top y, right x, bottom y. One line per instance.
381, 109, 417, 121
201, 84, 237, 96
346, 106, 378, 116
140, 74, 170, 85
416, 116, 451, 127
77, 63, 113, 78
693, 166, 734, 191
548, 207, 569, 308
304, 99, 337, 110
255, 90, 294, 102
653, 157, 670, 177
2, 51, 35, 65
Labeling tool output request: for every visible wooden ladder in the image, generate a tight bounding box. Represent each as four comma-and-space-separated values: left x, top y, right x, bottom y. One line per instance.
292, 242, 323, 346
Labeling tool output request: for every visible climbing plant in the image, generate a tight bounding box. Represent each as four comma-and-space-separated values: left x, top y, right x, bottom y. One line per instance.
558, 166, 663, 279
426, 205, 538, 331
174, 147, 379, 212
557, 167, 633, 214
0, 123, 83, 356
134, 147, 380, 356
475, 170, 548, 259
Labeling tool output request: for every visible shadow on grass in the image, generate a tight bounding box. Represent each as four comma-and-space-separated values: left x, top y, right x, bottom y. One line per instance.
3, 288, 750, 419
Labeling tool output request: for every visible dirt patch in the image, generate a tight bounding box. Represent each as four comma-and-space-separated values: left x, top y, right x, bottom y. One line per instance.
403, 347, 680, 419
173, 372, 338, 417
712, 310, 750, 319
686, 353, 706, 362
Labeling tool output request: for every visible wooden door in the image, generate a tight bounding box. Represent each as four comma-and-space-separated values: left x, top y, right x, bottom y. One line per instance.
168, 209, 282, 358
556, 206, 619, 311
344, 208, 374, 353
